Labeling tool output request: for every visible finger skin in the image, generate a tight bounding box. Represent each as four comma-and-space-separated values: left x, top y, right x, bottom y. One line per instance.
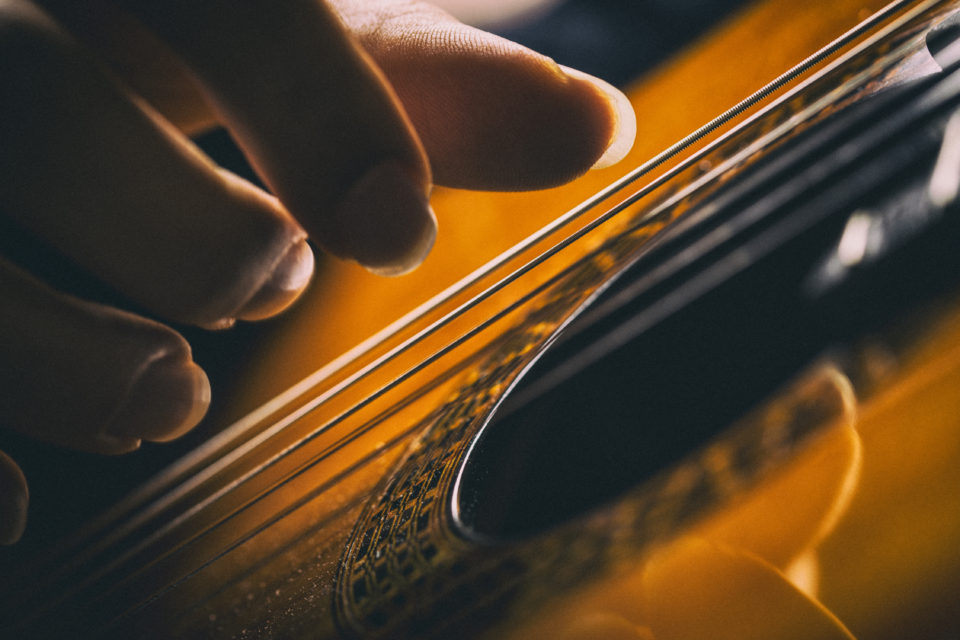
0, 450, 27, 545
0, 0, 313, 328
35, 0, 629, 194
0, 259, 209, 453
119, 0, 437, 274
335, 0, 624, 189
30, 0, 218, 133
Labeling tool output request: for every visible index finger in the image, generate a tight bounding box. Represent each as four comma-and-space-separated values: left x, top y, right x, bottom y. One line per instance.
120, 0, 437, 275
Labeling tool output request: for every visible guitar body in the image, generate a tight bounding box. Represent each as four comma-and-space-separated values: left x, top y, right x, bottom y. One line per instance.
4, 1, 960, 638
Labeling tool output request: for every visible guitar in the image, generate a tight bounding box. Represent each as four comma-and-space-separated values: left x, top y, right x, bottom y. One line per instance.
3, 0, 960, 637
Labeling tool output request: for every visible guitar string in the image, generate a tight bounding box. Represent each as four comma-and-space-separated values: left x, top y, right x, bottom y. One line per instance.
92, 10, 948, 623
100, 417, 427, 632
67, 232, 636, 629
41, 0, 928, 580
47, 11, 960, 636
146, 0, 917, 488
93, 10, 947, 626
19, 0, 937, 613
92, 0, 919, 525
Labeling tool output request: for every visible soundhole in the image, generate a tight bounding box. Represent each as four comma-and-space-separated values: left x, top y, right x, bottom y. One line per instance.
451, 231, 823, 541
451, 17, 960, 541
926, 15, 960, 67
452, 32, 960, 540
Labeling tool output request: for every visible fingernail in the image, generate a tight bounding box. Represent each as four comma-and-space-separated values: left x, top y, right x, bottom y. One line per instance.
90, 432, 141, 455
335, 162, 437, 276
105, 356, 211, 443
560, 65, 637, 169
0, 452, 27, 545
237, 239, 315, 321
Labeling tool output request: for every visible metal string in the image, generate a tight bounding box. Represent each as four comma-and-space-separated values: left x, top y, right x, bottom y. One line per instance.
21, 0, 940, 621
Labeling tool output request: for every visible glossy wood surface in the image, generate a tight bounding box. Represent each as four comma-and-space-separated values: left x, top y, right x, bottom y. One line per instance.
208, 2, 960, 638
234, 0, 894, 416
9, 1, 957, 638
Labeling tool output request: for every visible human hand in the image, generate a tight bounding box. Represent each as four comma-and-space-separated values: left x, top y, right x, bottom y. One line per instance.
0, 0, 635, 543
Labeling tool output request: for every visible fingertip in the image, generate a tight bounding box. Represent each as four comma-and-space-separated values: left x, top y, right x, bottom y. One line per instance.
0, 261, 210, 455
558, 66, 637, 170
88, 433, 142, 455
236, 238, 315, 321
362, 203, 437, 277
329, 161, 438, 275
105, 356, 211, 444
0, 450, 28, 545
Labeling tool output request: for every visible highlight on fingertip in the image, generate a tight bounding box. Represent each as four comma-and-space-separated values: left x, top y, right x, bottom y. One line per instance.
363, 204, 438, 277
560, 65, 637, 170
104, 356, 211, 445
89, 432, 142, 455
237, 239, 315, 321
334, 161, 438, 277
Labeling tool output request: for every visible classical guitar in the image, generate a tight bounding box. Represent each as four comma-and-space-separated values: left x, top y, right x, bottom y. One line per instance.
3, 0, 960, 638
